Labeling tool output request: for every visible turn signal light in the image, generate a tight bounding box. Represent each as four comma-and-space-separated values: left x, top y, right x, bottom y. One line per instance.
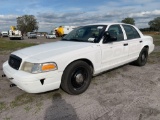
42, 63, 57, 71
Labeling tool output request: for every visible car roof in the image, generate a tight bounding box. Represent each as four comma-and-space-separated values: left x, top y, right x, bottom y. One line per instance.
86, 23, 133, 26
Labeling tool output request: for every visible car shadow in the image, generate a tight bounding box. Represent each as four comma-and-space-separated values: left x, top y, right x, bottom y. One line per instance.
44, 93, 79, 120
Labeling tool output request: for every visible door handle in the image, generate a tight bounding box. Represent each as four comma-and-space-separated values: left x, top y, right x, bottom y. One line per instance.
123, 43, 128, 46
139, 40, 143, 43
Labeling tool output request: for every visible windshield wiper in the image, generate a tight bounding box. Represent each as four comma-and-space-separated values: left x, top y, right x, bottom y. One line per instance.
70, 38, 81, 41
69, 38, 88, 42
61, 38, 81, 42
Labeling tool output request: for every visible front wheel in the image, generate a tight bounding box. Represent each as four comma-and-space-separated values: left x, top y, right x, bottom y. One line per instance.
61, 61, 92, 95
135, 47, 148, 66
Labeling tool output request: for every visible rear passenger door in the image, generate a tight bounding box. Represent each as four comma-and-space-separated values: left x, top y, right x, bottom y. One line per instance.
122, 25, 142, 60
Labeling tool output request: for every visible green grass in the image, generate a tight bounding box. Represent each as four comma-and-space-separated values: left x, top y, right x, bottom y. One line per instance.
151, 35, 160, 57
3, 117, 11, 120
151, 35, 160, 41
0, 102, 7, 111
149, 51, 160, 63
154, 40, 160, 46
10, 93, 44, 114
150, 51, 160, 57
24, 105, 32, 112
10, 93, 34, 108
34, 101, 43, 114
0, 38, 37, 54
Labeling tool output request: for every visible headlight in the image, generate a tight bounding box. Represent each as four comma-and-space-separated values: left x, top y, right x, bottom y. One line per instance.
21, 62, 57, 74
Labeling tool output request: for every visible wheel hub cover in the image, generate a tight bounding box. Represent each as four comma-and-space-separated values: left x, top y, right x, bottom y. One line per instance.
75, 73, 84, 83
142, 54, 145, 61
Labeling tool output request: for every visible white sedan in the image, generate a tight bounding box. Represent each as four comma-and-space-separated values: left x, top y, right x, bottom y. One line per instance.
46, 33, 56, 39
2, 23, 154, 94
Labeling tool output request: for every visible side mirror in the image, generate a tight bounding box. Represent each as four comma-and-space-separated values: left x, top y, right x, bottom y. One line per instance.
103, 31, 117, 43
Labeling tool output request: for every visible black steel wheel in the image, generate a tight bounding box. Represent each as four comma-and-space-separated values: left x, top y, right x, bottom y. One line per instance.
61, 61, 92, 95
135, 47, 148, 66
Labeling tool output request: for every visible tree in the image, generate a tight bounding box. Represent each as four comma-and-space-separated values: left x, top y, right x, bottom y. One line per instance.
17, 15, 38, 34
121, 17, 135, 25
148, 17, 160, 31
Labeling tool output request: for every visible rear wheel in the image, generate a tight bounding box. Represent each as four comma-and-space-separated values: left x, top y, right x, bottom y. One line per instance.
135, 47, 148, 66
61, 61, 92, 95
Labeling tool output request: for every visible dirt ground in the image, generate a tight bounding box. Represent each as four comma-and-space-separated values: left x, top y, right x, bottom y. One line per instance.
0, 36, 160, 120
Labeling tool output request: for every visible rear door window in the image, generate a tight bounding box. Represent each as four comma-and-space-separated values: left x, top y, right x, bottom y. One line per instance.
123, 25, 140, 40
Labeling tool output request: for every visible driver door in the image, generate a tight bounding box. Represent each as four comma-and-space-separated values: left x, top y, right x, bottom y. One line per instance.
100, 25, 128, 71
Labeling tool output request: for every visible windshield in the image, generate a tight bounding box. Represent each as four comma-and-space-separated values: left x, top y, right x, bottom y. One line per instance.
62, 25, 107, 43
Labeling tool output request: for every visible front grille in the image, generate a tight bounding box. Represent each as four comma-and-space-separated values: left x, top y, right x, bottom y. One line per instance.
8, 54, 22, 70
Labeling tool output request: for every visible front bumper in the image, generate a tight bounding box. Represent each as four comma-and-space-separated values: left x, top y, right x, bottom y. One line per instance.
47, 36, 56, 38
9, 35, 22, 38
3, 61, 62, 93
2, 35, 8, 37
29, 36, 37, 38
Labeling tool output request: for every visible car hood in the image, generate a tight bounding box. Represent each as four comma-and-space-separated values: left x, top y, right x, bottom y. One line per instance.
12, 41, 95, 62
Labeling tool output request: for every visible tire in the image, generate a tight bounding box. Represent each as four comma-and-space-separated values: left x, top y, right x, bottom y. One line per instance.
135, 47, 148, 66
9, 37, 12, 40
61, 61, 92, 95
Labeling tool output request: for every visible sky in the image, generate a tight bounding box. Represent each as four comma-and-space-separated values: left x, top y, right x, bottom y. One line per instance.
0, 0, 160, 32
